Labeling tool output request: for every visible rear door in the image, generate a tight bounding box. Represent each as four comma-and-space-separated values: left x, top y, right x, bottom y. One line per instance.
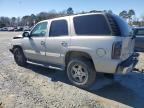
45, 18, 70, 66
135, 28, 144, 52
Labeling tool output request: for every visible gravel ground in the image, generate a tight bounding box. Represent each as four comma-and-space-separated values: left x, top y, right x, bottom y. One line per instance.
0, 32, 144, 108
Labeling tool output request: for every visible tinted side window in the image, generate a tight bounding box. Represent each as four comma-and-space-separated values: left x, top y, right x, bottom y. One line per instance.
49, 20, 68, 37
73, 15, 111, 35
31, 22, 47, 37
135, 29, 144, 36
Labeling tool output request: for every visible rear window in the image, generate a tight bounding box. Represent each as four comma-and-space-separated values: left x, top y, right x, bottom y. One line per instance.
73, 14, 111, 36
112, 15, 133, 37
135, 29, 144, 36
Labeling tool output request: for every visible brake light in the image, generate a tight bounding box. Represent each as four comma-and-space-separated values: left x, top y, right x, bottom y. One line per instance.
112, 41, 122, 59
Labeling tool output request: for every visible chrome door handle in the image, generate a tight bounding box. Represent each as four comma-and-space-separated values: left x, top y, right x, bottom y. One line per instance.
41, 41, 45, 46
61, 41, 68, 47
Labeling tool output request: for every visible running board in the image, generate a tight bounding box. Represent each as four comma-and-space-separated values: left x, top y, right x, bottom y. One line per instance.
27, 59, 65, 71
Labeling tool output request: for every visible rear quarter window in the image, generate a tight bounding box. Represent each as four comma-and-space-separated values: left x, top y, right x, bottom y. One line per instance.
112, 15, 133, 37
73, 14, 111, 36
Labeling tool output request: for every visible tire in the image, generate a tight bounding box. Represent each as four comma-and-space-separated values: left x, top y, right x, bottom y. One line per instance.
13, 47, 27, 67
67, 58, 96, 88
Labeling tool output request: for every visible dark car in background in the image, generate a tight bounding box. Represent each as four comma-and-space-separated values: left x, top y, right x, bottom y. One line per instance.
133, 27, 144, 52
14, 27, 23, 31
0, 26, 31, 32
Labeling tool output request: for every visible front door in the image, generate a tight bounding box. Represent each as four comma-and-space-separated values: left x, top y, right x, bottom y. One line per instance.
22, 22, 48, 62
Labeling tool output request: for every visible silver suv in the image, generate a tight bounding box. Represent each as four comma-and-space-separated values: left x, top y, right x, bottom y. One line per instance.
10, 12, 138, 88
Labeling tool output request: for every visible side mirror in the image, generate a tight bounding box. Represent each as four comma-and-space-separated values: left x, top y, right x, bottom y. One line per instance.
22, 31, 30, 37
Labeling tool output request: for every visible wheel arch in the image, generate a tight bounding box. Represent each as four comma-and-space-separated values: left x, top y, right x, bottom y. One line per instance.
13, 45, 23, 51
12, 45, 26, 57
65, 51, 96, 70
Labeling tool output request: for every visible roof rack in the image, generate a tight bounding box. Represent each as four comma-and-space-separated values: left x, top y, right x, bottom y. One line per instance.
66, 10, 105, 16
89, 10, 104, 13
44, 10, 108, 20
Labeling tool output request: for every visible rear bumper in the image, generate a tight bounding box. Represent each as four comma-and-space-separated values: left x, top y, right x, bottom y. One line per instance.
116, 53, 139, 74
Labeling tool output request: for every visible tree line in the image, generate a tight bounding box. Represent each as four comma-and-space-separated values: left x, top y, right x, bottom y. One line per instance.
119, 9, 144, 26
0, 8, 144, 28
0, 7, 74, 28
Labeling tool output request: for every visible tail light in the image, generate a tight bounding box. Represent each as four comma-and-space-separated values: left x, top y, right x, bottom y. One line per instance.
112, 41, 122, 59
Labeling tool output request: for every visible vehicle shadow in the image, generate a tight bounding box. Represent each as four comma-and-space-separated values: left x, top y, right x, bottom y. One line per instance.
91, 82, 144, 108
26, 63, 144, 108
26, 63, 70, 84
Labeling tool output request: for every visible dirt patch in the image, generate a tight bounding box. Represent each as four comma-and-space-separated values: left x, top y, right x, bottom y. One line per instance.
135, 52, 144, 71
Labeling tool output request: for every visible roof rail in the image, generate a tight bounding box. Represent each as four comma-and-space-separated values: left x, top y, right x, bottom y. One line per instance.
89, 10, 104, 13
43, 10, 107, 20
